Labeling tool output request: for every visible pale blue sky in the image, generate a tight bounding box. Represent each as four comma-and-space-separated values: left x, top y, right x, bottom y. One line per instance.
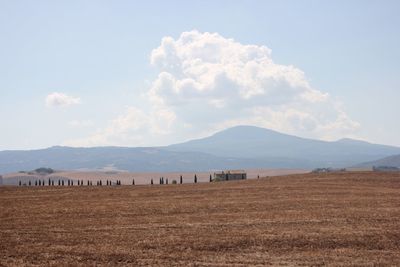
0, 0, 399, 150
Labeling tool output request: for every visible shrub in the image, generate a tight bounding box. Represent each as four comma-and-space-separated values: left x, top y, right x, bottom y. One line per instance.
34, 168, 54, 175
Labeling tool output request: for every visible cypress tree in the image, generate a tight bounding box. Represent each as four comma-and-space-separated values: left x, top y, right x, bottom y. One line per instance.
166, 178, 168, 184
19, 180, 21, 186
180, 175, 183, 184
132, 179, 135, 185
48, 178, 51, 186
52, 180, 54, 186
42, 180, 45, 186
58, 180, 60, 186
151, 179, 153, 185
210, 174, 212, 182
39, 180, 41, 186
87, 180, 90, 186
62, 180, 64, 186
257, 175, 259, 179
194, 174, 197, 184
35, 180, 38, 186
29, 180, 31, 186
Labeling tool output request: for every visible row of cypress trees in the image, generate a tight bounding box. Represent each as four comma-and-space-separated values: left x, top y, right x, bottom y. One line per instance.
18, 174, 216, 186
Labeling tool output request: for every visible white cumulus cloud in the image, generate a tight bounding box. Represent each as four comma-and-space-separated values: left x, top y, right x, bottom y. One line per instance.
147, 30, 359, 140
45, 92, 81, 107
66, 30, 359, 146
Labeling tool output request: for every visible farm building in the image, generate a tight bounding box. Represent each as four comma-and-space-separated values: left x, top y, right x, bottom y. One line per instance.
214, 170, 246, 181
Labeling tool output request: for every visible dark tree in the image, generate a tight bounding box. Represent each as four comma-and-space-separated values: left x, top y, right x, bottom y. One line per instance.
257, 175, 260, 179
166, 178, 168, 185
52, 180, 54, 186
180, 175, 183, 184
19, 180, 21, 186
151, 179, 153, 185
29, 180, 31, 186
62, 180, 64, 186
81, 180, 83, 186
42, 180, 45, 186
87, 180, 90, 186
48, 178, 51, 186
35, 180, 38, 186
100, 180, 102, 186
194, 174, 197, 184
39, 180, 41, 186
58, 180, 60, 186
132, 179, 135, 185
225, 174, 229, 181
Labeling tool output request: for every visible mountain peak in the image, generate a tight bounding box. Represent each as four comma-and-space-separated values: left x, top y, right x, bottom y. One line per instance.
336, 138, 370, 145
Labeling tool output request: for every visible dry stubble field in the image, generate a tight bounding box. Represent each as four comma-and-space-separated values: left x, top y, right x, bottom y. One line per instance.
1, 172, 400, 266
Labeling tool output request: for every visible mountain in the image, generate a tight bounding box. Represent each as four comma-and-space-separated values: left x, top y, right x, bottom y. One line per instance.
0, 125, 399, 174
355, 154, 400, 168
166, 126, 400, 167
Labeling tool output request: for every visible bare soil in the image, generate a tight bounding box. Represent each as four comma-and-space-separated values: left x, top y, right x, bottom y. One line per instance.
1, 172, 399, 266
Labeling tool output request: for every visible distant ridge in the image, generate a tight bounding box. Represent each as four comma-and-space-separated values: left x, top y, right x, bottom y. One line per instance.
355, 154, 400, 168
0, 125, 399, 173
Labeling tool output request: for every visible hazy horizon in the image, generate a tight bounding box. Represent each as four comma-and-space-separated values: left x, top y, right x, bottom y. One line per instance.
1, 1, 400, 150
1, 124, 399, 152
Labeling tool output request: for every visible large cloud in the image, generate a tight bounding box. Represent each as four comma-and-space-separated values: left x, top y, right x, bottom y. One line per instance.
66, 30, 359, 146
148, 30, 358, 139
46, 92, 81, 107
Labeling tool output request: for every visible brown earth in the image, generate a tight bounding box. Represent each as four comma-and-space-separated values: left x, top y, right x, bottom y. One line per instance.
1, 172, 399, 266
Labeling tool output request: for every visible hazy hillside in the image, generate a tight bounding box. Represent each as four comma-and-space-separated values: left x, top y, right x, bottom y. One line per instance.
355, 154, 400, 168
1, 126, 399, 174
167, 126, 400, 166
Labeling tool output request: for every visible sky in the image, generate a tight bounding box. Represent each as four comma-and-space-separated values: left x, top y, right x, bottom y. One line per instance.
0, 0, 399, 150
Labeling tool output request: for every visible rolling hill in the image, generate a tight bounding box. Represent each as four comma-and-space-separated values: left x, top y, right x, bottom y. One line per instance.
355, 154, 400, 168
0, 125, 399, 173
